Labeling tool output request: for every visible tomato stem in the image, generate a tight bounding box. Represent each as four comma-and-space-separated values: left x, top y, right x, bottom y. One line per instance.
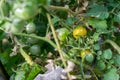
46, 13, 66, 66
46, 13, 72, 80
20, 47, 34, 65
105, 39, 120, 54
13, 33, 57, 48
44, 5, 84, 16
80, 57, 85, 80
45, 5, 75, 16
0, 0, 5, 19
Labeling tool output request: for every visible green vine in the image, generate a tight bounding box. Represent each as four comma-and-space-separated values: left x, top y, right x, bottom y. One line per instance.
14, 33, 56, 48
105, 39, 120, 54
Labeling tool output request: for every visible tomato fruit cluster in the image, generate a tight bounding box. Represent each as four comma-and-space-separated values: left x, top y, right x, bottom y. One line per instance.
14, 0, 38, 20
0, 0, 120, 80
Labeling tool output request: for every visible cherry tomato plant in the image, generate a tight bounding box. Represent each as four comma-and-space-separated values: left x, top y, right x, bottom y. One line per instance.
0, 0, 120, 80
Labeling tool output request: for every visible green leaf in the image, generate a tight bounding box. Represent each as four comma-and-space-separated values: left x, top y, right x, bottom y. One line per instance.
0, 49, 19, 75
46, 0, 51, 5
92, 32, 100, 41
96, 56, 101, 60
65, 17, 77, 26
15, 70, 26, 80
0, 50, 10, 64
114, 11, 120, 24
87, 18, 107, 31
97, 51, 102, 56
109, 59, 114, 64
103, 49, 112, 60
103, 68, 119, 80
0, 30, 4, 40
37, 0, 49, 5
86, 5, 109, 19
52, 16, 60, 24
26, 64, 41, 80
114, 54, 120, 66
56, 11, 68, 19
10, 74, 15, 80
93, 43, 100, 50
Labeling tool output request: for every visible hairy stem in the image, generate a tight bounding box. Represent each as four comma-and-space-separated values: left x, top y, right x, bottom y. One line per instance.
20, 47, 34, 65
45, 5, 75, 16
14, 33, 56, 48
46, 13, 66, 67
44, 5, 84, 16
46, 13, 72, 80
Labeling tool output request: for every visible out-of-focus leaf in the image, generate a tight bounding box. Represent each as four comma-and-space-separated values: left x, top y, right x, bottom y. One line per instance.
114, 11, 120, 24
114, 54, 120, 66
0, 49, 19, 75
0, 50, 10, 64
10, 74, 15, 80
86, 5, 109, 19
27, 64, 41, 80
97, 51, 102, 56
0, 31, 4, 40
65, 17, 77, 26
52, 16, 60, 24
56, 11, 68, 19
37, 0, 51, 5
92, 32, 100, 41
87, 18, 107, 31
93, 43, 100, 50
103, 49, 112, 60
103, 68, 119, 80
15, 70, 26, 80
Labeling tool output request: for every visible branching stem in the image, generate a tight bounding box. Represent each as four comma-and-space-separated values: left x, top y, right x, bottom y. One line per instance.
44, 5, 84, 16
14, 33, 56, 48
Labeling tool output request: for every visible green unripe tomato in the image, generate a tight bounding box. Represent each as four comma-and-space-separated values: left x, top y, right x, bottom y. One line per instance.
56, 28, 69, 41
26, 22, 36, 33
96, 60, 106, 70
30, 45, 41, 56
14, 0, 38, 20
85, 53, 94, 63
3, 22, 12, 32
27, 34, 38, 44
